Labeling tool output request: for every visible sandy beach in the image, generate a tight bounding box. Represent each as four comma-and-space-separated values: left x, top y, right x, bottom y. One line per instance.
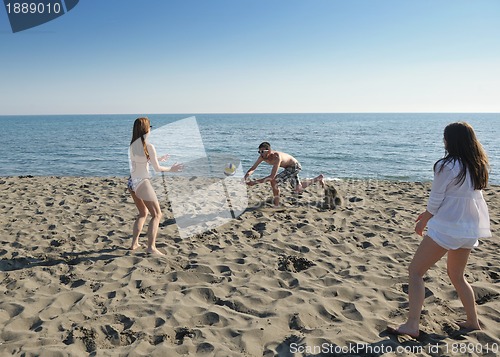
0, 176, 498, 356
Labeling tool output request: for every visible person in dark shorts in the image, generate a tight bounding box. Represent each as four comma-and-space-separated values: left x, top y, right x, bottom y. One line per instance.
243, 142, 324, 207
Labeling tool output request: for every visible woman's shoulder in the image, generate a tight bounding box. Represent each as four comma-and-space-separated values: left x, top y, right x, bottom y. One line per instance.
435, 157, 461, 172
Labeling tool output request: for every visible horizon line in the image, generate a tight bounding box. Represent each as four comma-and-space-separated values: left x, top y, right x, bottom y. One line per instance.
1, 111, 499, 117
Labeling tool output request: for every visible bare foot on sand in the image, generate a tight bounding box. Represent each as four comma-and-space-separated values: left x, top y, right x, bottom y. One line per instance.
387, 325, 420, 339
130, 241, 141, 250
147, 247, 165, 256
457, 321, 481, 331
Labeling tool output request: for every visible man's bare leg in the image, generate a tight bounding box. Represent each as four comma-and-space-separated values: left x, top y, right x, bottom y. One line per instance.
301, 174, 325, 190
270, 180, 281, 207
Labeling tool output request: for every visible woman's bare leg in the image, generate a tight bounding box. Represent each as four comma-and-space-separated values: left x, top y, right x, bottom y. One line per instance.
447, 248, 481, 330
135, 180, 164, 255
129, 190, 148, 250
142, 199, 164, 255
396, 235, 447, 336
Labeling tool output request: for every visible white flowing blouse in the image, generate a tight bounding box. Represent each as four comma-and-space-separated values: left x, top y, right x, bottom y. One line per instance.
426, 160, 491, 239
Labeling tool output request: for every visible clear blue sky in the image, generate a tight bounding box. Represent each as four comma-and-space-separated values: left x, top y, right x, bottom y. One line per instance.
1, 0, 499, 114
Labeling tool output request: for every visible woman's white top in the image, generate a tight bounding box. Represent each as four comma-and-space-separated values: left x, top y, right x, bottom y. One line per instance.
427, 160, 491, 239
129, 138, 164, 179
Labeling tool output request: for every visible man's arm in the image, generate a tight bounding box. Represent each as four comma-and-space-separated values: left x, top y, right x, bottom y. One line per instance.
244, 157, 264, 181
252, 153, 281, 185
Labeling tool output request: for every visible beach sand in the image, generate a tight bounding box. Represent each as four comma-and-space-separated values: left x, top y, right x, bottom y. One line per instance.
0, 176, 498, 356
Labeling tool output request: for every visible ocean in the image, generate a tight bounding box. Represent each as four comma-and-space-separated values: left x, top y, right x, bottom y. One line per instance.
0, 113, 499, 184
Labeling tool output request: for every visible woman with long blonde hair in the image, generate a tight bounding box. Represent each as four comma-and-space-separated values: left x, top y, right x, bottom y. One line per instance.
128, 117, 183, 255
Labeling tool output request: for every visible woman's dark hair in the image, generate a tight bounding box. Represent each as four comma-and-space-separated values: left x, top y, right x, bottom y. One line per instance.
434, 122, 489, 189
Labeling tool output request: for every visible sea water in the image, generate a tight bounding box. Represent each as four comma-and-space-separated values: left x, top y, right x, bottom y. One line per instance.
0, 113, 498, 184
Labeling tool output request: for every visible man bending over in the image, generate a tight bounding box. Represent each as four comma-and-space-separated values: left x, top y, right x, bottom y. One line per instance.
244, 142, 324, 207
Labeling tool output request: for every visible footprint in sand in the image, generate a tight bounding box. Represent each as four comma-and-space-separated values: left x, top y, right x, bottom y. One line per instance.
341, 302, 363, 321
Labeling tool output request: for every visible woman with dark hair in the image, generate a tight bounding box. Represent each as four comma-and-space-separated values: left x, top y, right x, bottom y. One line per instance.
128, 117, 183, 255
389, 121, 491, 338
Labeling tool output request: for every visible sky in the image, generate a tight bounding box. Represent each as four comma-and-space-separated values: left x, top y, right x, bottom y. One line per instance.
1, 0, 499, 115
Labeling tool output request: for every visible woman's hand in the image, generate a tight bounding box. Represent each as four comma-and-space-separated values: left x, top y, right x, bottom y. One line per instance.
415, 210, 433, 236
169, 162, 184, 172
158, 154, 170, 162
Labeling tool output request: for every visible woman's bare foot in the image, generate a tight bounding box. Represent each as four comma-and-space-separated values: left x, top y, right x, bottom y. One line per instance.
147, 247, 165, 256
457, 321, 481, 331
387, 324, 420, 338
130, 241, 141, 250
